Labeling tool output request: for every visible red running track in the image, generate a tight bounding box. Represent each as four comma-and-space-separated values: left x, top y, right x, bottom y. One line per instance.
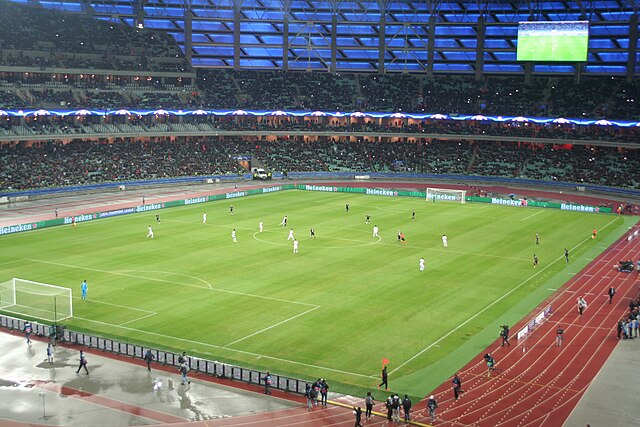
403, 223, 640, 427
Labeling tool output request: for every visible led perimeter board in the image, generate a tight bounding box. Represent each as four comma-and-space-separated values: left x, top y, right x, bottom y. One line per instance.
517, 21, 589, 62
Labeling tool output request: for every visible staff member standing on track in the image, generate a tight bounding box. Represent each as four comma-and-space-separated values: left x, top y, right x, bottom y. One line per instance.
452, 373, 464, 400
500, 324, 510, 346
556, 326, 565, 346
378, 366, 389, 391
427, 395, 438, 423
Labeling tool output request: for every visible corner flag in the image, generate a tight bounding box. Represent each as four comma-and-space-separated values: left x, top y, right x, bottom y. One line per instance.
382, 357, 390, 367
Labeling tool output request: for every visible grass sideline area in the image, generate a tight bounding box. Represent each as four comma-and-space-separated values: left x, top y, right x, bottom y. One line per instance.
0, 190, 635, 398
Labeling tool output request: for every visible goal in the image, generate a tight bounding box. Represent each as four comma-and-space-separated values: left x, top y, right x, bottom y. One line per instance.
426, 188, 466, 204
0, 278, 73, 322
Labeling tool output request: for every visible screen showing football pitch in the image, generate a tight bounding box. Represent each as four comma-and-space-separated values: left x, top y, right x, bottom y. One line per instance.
517, 21, 589, 61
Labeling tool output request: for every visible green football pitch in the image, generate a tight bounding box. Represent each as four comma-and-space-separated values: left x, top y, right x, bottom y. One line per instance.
0, 190, 635, 397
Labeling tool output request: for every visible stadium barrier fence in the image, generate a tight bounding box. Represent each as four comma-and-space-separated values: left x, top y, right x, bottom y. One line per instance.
0, 183, 614, 237
0, 314, 311, 395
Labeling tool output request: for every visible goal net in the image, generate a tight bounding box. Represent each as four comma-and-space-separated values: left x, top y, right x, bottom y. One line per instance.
0, 278, 73, 322
426, 188, 466, 204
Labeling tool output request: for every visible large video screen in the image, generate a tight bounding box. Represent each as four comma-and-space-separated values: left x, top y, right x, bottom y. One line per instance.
517, 21, 589, 62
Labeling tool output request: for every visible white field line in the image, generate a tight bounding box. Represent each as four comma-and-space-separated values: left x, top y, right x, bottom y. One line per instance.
72, 296, 155, 314
389, 215, 620, 375
6, 303, 61, 318
24, 258, 317, 308
72, 315, 374, 379
521, 210, 545, 221
118, 270, 213, 290
119, 311, 158, 326
224, 305, 321, 347
0, 259, 24, 268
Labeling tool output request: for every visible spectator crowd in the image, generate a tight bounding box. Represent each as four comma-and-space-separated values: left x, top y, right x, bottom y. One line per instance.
1, 137, 638, 191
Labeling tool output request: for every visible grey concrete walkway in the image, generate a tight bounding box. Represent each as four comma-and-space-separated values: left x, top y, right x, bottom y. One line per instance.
0, 182, 243, 227
0, 332, 297, 426
563, 335, 640, 427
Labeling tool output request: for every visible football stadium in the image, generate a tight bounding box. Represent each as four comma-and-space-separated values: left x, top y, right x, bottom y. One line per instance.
0, 0, 639, 426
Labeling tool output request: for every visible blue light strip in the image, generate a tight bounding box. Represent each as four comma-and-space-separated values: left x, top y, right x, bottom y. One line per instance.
0, 108, 638, 128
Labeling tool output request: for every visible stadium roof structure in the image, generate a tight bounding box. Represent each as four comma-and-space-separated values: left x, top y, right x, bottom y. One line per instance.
7, 0, 640, 77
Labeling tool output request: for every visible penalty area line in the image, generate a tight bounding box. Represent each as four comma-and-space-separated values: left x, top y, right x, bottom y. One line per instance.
73, 296, 155, 314
119, 311, 158, 326
224, 305, 321, 347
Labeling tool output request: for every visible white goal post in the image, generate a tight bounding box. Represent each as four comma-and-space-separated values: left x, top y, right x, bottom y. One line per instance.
426, 188, 467, 204
0, 278, 73, 322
